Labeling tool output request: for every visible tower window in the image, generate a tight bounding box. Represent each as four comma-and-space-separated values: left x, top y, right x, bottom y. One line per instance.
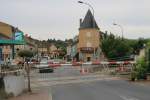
86, 32, 91, 37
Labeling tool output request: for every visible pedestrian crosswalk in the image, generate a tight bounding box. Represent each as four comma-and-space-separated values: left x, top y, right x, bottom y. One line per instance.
30, 75, 120, 88
29, 65, 123, 89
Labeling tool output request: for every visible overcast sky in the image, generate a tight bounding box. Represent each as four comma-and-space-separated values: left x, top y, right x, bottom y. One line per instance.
0, 0, 149, 40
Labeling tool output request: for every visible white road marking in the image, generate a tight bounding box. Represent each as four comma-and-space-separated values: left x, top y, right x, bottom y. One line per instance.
119, 95, 139, 100
48, 88, 53, 100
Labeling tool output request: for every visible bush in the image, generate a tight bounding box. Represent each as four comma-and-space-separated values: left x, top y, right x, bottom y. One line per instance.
130, 57, 148, 81
130, 71, 137, 81
147, 48, 150, 73
135, 57, 148, 80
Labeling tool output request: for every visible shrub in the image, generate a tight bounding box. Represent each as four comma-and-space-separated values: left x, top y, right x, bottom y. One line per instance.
130, 71, 137, 81
18, 50, 34, 58
131, 57, 147, 80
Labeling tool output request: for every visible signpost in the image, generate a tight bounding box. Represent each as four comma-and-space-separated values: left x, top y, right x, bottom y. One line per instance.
0, 48, 2, 64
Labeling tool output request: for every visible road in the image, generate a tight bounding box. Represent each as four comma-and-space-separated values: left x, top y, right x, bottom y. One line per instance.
51, 80, 150, 100
30, 65, 104, 87
32, 63, 97, 79
31, 65, 81, 79
30, 64, 150, 100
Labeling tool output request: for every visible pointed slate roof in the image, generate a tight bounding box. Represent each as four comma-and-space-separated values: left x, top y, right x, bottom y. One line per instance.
79, 9, 99, 30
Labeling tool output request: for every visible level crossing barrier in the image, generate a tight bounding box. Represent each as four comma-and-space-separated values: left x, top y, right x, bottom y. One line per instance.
47, 61, 136, 66
47, 61, 136, 74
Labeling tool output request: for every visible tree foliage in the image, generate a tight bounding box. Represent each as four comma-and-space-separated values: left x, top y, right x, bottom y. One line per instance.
146, 41, 150, 73
47, 38, 73, 56
101, 34, 147, 61
18, 50, 34, 58
101, 34, 132, 60
130, 39, 150, 80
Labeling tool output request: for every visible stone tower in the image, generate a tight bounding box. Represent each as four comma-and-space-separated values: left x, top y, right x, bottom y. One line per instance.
78, 9, 101, 62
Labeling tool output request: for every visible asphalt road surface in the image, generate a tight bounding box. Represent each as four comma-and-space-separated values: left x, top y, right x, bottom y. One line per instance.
31, 65, 81, 79
51, 80, 150, 100
31, 64, 150, 100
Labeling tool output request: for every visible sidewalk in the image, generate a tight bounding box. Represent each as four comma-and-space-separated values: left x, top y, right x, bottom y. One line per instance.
131, 80, 150, 86
8, 89, 52, 100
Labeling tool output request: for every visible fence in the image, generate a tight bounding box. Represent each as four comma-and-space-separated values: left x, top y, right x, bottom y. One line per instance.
0, 64, 24, 77
46, 61, 136, 74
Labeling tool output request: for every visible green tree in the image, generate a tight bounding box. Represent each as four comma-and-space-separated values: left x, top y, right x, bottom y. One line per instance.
18, 50, 34, 92
146, 41, 150, 73
101, 34, 132, 60
47, 39, 68, 58
18, 50, 34, 58
131, 40, 150, 81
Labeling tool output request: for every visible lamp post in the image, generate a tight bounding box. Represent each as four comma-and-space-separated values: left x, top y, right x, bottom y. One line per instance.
78, 1, 94, 17
113, 23, 124, 40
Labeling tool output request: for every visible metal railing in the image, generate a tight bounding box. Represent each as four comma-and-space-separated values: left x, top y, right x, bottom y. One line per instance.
0, 64, 24, 77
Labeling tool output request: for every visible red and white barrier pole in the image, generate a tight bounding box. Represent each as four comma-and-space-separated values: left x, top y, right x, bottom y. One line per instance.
80, 68, 89, 74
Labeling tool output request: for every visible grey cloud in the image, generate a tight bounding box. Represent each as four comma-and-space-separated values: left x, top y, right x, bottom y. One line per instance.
0, 0, 150, 40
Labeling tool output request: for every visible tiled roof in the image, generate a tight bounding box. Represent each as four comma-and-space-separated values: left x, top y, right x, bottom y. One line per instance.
79, 9, 99, 29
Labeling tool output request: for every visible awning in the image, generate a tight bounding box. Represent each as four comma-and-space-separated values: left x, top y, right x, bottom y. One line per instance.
0, 39, 25, 45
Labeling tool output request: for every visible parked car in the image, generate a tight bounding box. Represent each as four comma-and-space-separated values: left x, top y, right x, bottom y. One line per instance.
39, 67, 54, 73
35, 58, 54, 73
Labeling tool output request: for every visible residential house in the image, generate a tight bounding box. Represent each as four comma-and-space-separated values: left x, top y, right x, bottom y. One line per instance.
15, 34, 38, 59
0, 22, 25, 63
66, 44, 71, 61
37, 41, 49, 57
70, 36, 79, 61
49, 44, 59, 59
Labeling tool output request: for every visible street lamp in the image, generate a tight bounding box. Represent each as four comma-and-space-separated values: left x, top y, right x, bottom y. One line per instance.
113, 23, 124, 40
78, 1, 95, 27
78, 1, 94, 17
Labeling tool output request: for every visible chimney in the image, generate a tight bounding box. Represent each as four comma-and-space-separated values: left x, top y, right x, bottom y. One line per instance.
80, 18, 82, 27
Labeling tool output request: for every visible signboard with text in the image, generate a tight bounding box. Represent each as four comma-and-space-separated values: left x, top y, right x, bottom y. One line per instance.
15, 32, 24, 41
80, 47, 94, 53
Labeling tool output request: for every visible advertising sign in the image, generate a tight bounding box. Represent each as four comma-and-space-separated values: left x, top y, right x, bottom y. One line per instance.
15, 32, 23, 41
80, 47, 94, 53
